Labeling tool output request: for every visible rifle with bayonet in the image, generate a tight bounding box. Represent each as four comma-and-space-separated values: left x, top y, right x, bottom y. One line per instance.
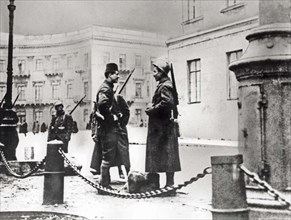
69, 95, 86, 115
117, 68, 135, 95
0, 93, 7, 108
12, 91, 21, 108
170, 64, 180, 136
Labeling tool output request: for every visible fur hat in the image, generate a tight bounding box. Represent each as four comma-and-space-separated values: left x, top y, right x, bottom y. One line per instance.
105, 63, 119, 77
152, 58, 170, 74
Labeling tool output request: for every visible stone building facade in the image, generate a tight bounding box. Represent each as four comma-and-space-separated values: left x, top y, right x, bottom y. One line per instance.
167, 0, 260, 140
0, 26, 167, 131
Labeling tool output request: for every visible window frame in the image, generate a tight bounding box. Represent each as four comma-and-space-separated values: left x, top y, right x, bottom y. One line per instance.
226, 50, 242, 100
187, 59, 201, 104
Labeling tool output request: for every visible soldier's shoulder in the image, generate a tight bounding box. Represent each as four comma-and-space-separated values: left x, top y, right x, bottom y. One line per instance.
162, 80, 173, 89
65, 114, 73, 120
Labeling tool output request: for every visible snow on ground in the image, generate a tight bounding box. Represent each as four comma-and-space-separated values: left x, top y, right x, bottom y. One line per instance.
2, 126, 239, 219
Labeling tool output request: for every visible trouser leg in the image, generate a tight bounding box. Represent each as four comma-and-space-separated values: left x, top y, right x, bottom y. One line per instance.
166, 172, 174, 187
125, 166, 130, 175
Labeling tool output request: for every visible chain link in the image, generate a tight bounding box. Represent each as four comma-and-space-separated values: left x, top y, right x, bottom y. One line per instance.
239, 164, 291, 211
0, 149, 46, 178
58, 147, 211, 199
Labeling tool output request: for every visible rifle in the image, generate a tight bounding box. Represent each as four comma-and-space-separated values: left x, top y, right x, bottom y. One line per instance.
118, 68, 135, 95
170, 64, 179, 119
0, 93, 7, 108
12, 91, 22, 107
69, 95, 86, 115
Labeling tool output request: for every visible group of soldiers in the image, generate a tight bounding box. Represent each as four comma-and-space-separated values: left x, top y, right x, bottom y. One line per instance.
88, 60, 181, 192
0, 58, 181, 193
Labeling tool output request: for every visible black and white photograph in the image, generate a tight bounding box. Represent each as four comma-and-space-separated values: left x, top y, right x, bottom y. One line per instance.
0, 0, 290, 219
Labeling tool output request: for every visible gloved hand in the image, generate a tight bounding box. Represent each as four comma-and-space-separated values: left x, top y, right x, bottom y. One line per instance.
117, 113, 123, 119
92, 134, 98, 143
145, 107, 153, 116
113, 114, 118, 121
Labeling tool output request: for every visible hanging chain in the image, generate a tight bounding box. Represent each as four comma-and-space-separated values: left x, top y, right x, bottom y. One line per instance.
239, 164, 291, 211
0, 149, 46, 178
58, 147, 211, 199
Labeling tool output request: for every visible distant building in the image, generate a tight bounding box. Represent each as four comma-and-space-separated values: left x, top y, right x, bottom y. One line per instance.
0, 26, 167, 131
167, 0, 260, 140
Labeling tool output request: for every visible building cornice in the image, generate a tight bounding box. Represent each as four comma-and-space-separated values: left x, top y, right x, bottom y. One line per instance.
166, 16, 259, 48
0, 25, 167, 50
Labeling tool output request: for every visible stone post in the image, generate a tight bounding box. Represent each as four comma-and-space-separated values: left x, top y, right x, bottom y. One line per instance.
43, 140, 64, 205
211, 155, 248, 220
229, 0, 291, 190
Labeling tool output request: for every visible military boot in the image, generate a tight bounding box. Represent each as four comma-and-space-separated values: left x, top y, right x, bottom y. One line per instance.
100, 161, 110, 187
166, 172, 174, 187
165, 172, 176, 196
98, 161, 112, 195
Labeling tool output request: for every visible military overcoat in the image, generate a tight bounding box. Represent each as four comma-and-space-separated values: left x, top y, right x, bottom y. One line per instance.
145, 77, 181, 173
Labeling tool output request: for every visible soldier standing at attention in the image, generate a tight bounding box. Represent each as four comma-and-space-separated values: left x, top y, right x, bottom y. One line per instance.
145, 59, 181, 188
95, 63, 123, 190
48, 101, 73, 153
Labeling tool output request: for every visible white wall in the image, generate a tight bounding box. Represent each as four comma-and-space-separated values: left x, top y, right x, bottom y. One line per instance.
168, 19, 259, 141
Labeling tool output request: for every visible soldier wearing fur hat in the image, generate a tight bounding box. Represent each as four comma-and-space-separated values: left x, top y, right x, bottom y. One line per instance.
145, 58, 181, 188
47, 101, 73, 153
94, 63, 124, 190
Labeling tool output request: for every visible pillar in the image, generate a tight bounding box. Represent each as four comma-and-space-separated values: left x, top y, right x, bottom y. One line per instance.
211, 155, 248, 220
229, 0, 291, 190
43, 140, 64, 205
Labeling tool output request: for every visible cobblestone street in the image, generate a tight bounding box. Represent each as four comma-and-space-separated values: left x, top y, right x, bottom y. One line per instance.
0, 128, 238, 219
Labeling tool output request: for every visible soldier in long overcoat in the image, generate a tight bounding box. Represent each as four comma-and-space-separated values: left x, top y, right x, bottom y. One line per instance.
145, 59, 181, 187
47, 101, 73, 153
95, 63, 123, 189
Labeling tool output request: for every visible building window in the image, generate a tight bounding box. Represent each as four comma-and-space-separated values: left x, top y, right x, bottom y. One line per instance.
135, 109, 142, 124
34, 84, 43, 101
84, 53, 89, 68
52, 58, 60, 70
227, 0, 239, 7
135, 82, 142, 98
103, 52, 110, 64
183, 0, 200, 21
188, 59, 201, 103
17, 85, 26, 101
146, 81, 150, 97
36, 59, 43, 71
119, 81, 126, 96
135, 55, 142, 67
67, 83, 73, 98
150, 57, 156, 71
67, 56, 73, 69
84, 109, 89, 122
18, 59, 26, 73
0, 60, 6, 72
35, 111, 43, 122
119, 54, 126, 70
0, 85, 6, 99
52, 84, 59, 99
16, 110, 26, 124
227, 50, 242, 100
84, 81, 89, 97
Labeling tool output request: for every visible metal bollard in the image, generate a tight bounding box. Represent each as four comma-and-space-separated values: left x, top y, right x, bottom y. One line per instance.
43, 140, 64, 205
211, 155, 249, 220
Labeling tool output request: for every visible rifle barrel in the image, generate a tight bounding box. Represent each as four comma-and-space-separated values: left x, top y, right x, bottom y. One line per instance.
118, 68, 135, 95
70, 95, 86, 115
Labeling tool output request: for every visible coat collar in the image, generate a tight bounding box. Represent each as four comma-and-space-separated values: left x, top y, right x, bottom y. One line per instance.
158, 76, 170, 86
104, 79, 114, 88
